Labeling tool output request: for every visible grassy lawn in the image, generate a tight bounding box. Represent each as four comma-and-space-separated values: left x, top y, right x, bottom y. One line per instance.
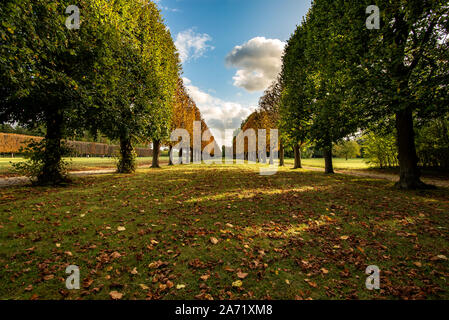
0, 156, 170, 177
288, 158, 372, 170
1, 164, 448, 300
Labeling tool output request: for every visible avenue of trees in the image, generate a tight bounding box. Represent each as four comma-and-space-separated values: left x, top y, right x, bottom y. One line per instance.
242, 0, 448, 189
0, 0, 214, 184
1, 0, 448, 190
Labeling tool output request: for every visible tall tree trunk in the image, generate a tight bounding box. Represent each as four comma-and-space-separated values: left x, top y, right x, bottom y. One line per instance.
39, 110, 66, 185
190, 147, 193, 164
323, 142, 334, 174
395, 108, 429, 189
152, 139, 161, 168
279, 142, 285, 167
293, 143, 302, 169
168, 145, 174, 166
118, 136, 135, 173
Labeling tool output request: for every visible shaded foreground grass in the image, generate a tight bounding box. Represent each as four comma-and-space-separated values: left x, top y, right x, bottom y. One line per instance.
1, 164, 448, 300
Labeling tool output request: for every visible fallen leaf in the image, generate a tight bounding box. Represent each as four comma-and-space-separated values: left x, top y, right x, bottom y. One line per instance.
200, 274, 210, 281
340, 236, 349, 240
117, 226, 126, 231
305, 279, 317, 288
131, 267, 138, 275
210, 237, 219, 245
139, 284, 149, 290
83, 278, 93, 288
232, 280, 243, 287
176, 284, 186, 289
237, 271, 248, 279
432, 255, 448, 261
224, 266, 234, 272
110, 251, 121, 259
109, 291, 123, 300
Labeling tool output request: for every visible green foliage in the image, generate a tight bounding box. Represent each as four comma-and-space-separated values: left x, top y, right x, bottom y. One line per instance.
87, 0, 179, 173
362, 132, 398, 168
1, 1, 180, 180
0, 0, 107, 184
333, 140, 361, 160
280, 0, 448, 186
279, 24, 312, 149
416, 117, 449, 169
11, 139, 72, 182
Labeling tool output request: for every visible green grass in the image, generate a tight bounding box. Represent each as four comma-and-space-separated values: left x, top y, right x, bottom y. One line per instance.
1, 164, 448, 300
286, 158, 371, 170
0, 156, 170, 177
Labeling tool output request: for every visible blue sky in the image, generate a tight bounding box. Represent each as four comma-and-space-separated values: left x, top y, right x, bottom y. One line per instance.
156, 0, 312, 145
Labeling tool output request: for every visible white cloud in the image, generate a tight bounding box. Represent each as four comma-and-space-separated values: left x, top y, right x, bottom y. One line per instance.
226, 37, 286, 92
183, 77, 256, 146
175, 29, 214, 63
154, 0, 180, 13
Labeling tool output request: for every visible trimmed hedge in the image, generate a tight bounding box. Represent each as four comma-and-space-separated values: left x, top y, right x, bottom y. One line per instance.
0, 133, 152, 157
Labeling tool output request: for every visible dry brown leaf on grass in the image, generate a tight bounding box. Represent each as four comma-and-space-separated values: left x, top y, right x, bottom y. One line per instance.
200, 274, 210, 281
139, 284, 149, 290
109, 291, 123, 300
237, 271, 248, 279
210, 237, 219, 245
431, 255, 447, 261
110, 251, 121, 259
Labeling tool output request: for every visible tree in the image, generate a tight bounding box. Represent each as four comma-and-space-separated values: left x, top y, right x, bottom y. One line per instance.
147, 17, 179, 169
336, 0, 449, 188
168, 78, 189, 165
280, 24, 312, 170
259, 78, 284, 165
363, 132, 398, 168
0, 0, 102, 184
333, 140, 361, 160
302, 0, 362, 174
87, 0, 178, 172
415, 115, 449, 169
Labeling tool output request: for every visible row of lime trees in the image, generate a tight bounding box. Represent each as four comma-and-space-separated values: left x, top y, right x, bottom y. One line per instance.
1, 1, 448, 188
